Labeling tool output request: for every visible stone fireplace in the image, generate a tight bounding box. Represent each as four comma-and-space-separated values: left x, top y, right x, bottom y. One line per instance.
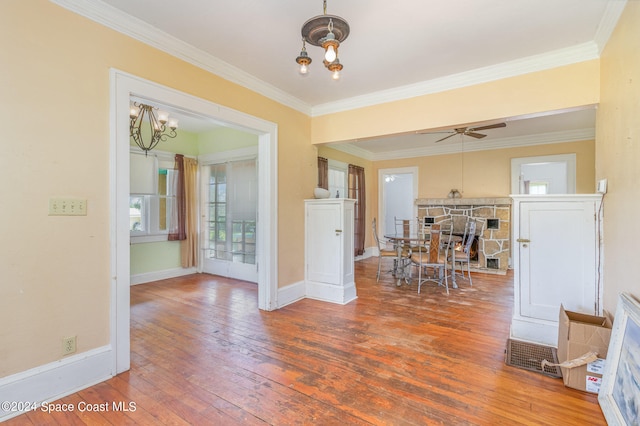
416, 197, 511, 274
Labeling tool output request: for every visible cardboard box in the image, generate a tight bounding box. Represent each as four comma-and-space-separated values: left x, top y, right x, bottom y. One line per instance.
557, 305, 612, 393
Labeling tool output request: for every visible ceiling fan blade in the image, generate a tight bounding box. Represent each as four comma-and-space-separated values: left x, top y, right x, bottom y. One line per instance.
466, 132, 486, 139
435, 133, 458, 143
469, 122, 506, 132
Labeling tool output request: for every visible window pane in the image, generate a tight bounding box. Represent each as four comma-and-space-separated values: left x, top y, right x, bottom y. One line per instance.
529, 182, 549, 195
158, 169, 168, 196
328, 168, 346, 198
129, 196, 144, 232
158, 196, 167, 230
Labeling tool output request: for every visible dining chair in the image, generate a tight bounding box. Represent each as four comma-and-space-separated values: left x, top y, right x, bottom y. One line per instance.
449, 219, 477, 286
372, 218, 401, 282
394, 216, 421, 252
410, 223, 453, 295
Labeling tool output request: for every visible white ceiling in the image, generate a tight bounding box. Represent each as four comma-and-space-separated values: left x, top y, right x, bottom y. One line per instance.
57, 0, 624, 158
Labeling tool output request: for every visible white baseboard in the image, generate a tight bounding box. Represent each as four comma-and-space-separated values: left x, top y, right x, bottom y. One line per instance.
0, 346, 113, 421
355, 246, 375, 261
306, 281, 358, 305
277, 280, 306, 308
130, 267, 197, 285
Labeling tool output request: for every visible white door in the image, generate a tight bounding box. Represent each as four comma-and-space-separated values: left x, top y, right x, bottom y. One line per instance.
379, 167, 418, 237
202, 158, 258, 283
518, 200, 598, 320
307, 202, 342, 285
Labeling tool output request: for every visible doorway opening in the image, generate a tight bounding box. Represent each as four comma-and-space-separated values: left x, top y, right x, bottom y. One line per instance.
111, 70, 278, 375
511, 154, 576, 194
378, 167, 418, 237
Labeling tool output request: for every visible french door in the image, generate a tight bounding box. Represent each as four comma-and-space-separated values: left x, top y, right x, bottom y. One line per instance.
201, 157, 258, 283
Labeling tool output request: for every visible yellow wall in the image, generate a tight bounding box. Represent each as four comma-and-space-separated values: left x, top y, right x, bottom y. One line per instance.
319, 140, 594, 252
596, 1, 640, 315
312, 61, 599, 144
374, 139, 595, 198
0, 0, 313, 376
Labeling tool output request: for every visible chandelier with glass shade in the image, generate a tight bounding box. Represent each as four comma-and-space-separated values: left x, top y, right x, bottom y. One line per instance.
129, 102, 179, 155
295, 0, 350, 80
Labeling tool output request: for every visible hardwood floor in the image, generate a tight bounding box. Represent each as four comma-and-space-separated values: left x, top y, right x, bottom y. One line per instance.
7, 258, 605, 425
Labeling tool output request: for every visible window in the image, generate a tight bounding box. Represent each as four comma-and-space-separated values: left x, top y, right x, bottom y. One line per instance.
328, 159, 347, 198
528, 181, 549, 195
130, 151, 178, 243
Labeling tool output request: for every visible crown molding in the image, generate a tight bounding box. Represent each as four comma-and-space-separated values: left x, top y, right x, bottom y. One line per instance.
50, 0, 313, 115
594, 0, 627, 53
330, 128, 595, 161
327, 143, 375, 161
311, 43, 600, 117
51, 0, 615, 119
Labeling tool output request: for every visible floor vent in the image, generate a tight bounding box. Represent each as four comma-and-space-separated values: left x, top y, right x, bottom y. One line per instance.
505, 339, 562, 378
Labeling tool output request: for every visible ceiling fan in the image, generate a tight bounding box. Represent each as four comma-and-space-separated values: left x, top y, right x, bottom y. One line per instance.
427, 122, 507, 143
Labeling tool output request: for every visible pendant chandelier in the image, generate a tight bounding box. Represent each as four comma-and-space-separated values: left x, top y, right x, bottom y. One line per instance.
296, 0, 350, 80
129, 102, 179, 155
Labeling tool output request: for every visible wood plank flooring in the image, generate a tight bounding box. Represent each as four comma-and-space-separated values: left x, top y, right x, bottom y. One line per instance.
6, 258, 606, 425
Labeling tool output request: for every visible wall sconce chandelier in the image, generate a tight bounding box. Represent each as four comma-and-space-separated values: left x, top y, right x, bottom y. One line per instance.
129, 102, 179, 155
296, 0, 350, 80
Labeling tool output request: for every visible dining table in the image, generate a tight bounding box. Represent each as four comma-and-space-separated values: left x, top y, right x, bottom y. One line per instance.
384, 231, 462, 288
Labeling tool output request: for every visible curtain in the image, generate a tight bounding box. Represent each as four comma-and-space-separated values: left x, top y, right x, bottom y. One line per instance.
348, 164, 366, 257
318, 156, 328, 189
168, 154, 198, 268
181, 157, 199, 268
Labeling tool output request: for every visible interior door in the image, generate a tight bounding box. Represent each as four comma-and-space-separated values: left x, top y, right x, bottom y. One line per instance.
518, 200, 597, 320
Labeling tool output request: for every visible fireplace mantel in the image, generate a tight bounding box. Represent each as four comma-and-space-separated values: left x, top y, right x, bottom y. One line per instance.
415, 197, 512, 206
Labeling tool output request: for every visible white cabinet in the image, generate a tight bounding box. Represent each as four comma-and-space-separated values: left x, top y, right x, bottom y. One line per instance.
510, 194, 603, 346
305, 199, 357, 304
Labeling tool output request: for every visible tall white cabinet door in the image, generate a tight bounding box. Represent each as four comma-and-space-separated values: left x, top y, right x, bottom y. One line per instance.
519, 201, 597, 319
304, 199, 357, 305
511, 194, 603, 346
306, 202, 343, 285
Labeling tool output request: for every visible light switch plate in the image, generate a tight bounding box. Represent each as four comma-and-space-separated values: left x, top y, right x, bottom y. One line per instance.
49, 198, 87, 216
597, 179, 607, 194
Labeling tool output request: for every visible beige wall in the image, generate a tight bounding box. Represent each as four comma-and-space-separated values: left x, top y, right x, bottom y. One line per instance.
597, 1, 640, 315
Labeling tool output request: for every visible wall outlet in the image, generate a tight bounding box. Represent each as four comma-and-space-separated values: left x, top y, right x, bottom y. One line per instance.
49, 198, 87, 216
62, 336, 77, 355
